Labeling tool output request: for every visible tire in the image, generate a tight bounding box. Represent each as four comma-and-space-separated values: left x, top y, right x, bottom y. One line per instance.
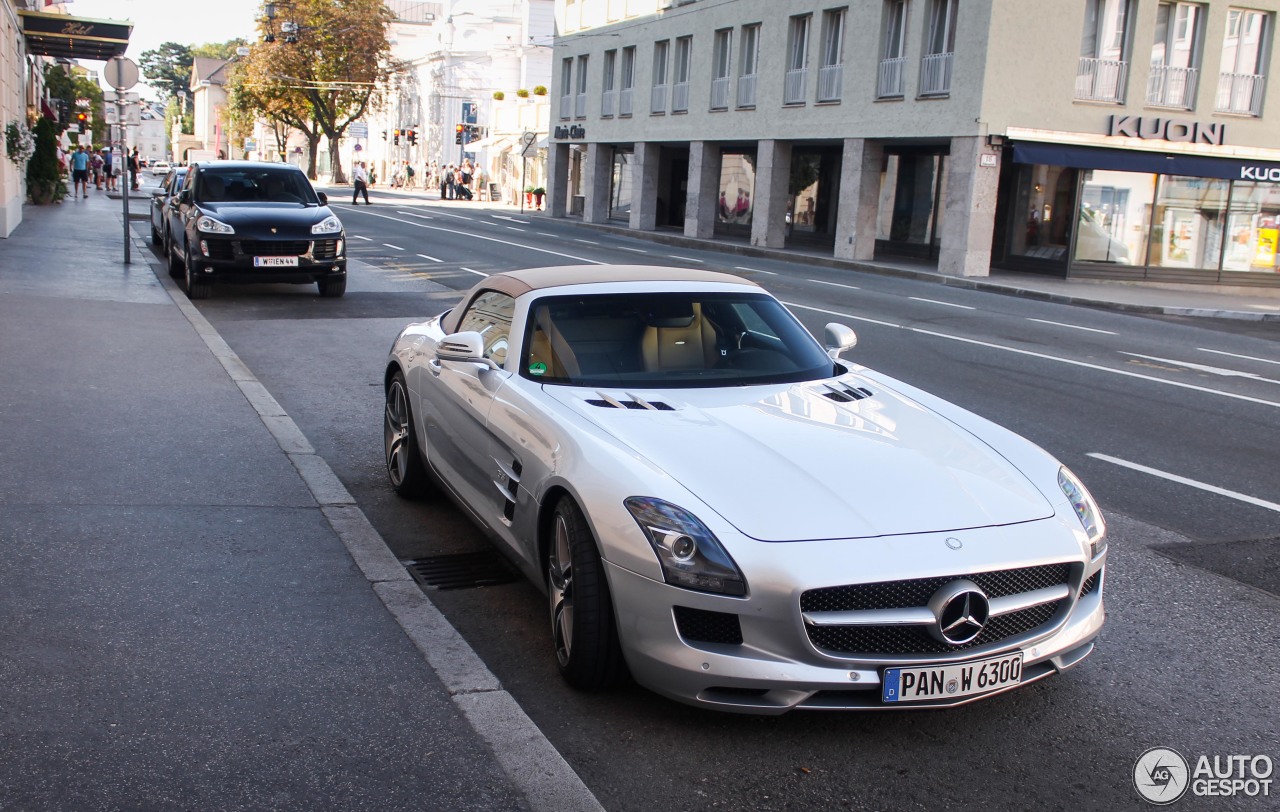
548, 496, 625, 689
317, 275, 346, 298
183, 247, 212, 300
166, 230, 183, 278
150, 222, 161, 246
384, 371, 429, 497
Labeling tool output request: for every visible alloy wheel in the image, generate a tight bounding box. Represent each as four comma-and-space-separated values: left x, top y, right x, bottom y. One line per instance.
549, 514, 575, 668
384, 381, 412, 486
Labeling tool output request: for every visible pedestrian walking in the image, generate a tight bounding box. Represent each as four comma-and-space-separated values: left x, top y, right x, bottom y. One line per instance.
404, 161, 416, 189
352, 161, 370, 205
70, 146, 90, 198
91, 149, 104, 190
103, 148, 116, 192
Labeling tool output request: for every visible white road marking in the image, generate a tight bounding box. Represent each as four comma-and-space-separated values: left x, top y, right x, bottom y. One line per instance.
1199, 348, 1280, 367
505, 226, 527, 232
1088, 453, 1280, 513
429, 209, 475, 221
330, 208, 604, 265
1122, 353, 1280, 385
417, 253, 443, 263
352, 235, 372, 241
537, 232, 559, 238
617, 246, 648, 253
810, 279, 861, 290
785, 301, 1280, 410
383, 243, 404, 251
492, 216, 529, 224
669, 255, 704, 263
1027, 318, 1116, 335
575, 239, 600, 245
909, 296, 976, 310
736, 266, 777, 275
460, 267, 487, 276
397, 211, 433, 220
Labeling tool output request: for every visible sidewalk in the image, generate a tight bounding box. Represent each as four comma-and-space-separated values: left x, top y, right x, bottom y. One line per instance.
0, 192, 598, 810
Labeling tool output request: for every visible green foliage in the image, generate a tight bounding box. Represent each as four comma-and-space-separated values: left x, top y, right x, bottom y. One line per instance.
533, 85, 548, 96
139, 42, 194, 100
516, 88, 530, 98
493, 91, 505, 100
191, 39, 248, 60
26, 117, 66, 204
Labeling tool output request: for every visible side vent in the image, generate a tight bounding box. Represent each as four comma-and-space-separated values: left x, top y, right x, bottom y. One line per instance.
820, 383, 875, 403
586, 392, 675, 411
493, 457, 523, 522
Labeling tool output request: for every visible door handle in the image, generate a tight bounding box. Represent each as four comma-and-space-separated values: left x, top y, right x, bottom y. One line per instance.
427, 359, 442, 376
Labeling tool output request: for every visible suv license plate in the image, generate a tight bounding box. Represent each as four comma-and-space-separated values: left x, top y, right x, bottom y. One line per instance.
254, 256, 299, 267
882, 652, 1023, 703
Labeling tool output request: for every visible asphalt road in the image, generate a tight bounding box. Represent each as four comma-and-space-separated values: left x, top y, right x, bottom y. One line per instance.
151, 193, 1280, 811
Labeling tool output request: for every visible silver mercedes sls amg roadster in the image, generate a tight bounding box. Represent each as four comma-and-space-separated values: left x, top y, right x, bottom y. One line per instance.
383, 265, 1107, 713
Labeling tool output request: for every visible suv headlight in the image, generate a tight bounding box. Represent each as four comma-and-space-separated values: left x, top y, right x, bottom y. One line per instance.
196, 214, 234, 234
625, 497, 746, 596
312, 215, 342, 235
1059, 467, 1106, 558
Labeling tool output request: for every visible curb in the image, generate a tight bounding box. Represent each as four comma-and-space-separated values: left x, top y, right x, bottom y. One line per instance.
129, 224, 603, 812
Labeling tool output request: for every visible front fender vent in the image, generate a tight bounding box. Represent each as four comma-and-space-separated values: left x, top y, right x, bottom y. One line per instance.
820, 383, 875, 403
586, 392, 674, 411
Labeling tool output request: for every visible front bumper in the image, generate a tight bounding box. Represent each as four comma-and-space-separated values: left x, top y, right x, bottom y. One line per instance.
189, 236, 346, 284
604, 528, 1106, 714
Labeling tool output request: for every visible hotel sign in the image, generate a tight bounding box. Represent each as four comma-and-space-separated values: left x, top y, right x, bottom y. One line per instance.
1107, 115, 1226, 146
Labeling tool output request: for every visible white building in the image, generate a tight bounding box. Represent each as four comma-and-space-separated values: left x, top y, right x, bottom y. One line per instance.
549, 0, 1280, 290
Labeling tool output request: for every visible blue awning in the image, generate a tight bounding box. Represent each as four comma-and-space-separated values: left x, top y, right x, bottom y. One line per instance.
1012, 141, 1280, 182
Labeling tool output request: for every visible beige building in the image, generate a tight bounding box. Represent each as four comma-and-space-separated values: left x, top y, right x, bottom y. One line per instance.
548, 0, 1280, 288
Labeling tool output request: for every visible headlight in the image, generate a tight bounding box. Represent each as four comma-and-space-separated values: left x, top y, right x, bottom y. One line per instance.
196, 214, 234, 234
312, 215, 342, 235
1058, 467, 1106, 558
625, 497, 746, 596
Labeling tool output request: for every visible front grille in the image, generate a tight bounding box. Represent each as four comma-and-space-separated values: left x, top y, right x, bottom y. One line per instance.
204, 240, 234, 260
801, 564, 1074, 657
674, 606, 743, 645
807, 600, 1064, 656
313, 239, 340, 260
801, 564, 1071, 613
239, 239, 309, 257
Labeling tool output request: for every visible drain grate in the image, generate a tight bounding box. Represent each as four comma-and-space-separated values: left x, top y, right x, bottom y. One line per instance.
404, 550, 521, 590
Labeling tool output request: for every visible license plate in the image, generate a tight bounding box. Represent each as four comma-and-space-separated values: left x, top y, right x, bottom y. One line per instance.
882, 652, 1023, 703
254, 256, 299, 267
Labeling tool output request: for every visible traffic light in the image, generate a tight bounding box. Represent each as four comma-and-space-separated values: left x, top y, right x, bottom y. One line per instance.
76, 111, 87, 133
393, 128, 400, 145
468, 124, 483, 141
455, 123, 464, 145
406, 129, 416, 146
382, 130, 387, 141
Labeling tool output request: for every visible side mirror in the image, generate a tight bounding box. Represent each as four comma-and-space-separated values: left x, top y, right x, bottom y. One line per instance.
179, 189, 192, 204
436, 331, 497, 368
824, 323, 858, 359
317, 191, 328, 205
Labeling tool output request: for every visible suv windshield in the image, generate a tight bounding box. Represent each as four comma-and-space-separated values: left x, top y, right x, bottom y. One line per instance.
196, 168, 317, 205
521, 292, 835, 388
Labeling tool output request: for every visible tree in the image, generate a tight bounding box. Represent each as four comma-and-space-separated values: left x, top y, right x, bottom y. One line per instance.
44, 64, 103, 144
231, 0, 398, 183
139, 42, 194, 100
192, 39, 249, 60
228, 41, 323, 174
26, 117, 65, 204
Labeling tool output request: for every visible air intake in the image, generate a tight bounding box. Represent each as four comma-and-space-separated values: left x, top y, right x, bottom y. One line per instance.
586, 392, 674, 411
819, 383, 875, 403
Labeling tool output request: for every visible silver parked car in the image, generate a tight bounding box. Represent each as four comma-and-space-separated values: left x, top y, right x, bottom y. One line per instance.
383, 266, 1107, 713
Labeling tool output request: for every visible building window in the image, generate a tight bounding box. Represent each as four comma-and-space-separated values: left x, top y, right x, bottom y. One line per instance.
738, 23, 761, 108
785, 14, 811, 105
1217, 8, 1269, 115
1077, 0, 1132, 102
620, 46, 636, 116
711, 28, 733, 110
652, 40, 670, 114
818, 7, 846, 102
575, 55, 589, 118
1148, 3, 1203, 109
602, 50, 617, 117
878, 0, 907, 98
560, 58, 573, 120
921, 0, 957, 96
673, 36, 692, 112
1224, 179, 1280, 272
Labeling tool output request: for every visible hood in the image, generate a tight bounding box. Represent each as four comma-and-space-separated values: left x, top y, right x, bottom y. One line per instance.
200, 202, 337, 238
549, 379, 1053, 542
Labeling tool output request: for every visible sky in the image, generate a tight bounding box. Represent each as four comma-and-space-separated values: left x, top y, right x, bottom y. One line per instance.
69, 0, 264, 66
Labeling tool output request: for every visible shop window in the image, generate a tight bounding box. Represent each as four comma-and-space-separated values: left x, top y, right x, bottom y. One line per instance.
1223, 180, 1280, 272
877, 153, 948, 255
1009, 164, 1076, 263
610, 150, 633, 221
717, 152, 757, 231
1075, 169, 1156, 265
1141, 175, 1227, 270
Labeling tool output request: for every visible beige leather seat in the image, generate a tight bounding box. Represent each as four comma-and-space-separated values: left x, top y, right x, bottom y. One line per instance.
642, 303, 718, 372
527, 306, 580, 378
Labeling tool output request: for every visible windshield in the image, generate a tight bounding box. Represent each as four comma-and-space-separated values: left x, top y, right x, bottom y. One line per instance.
196, 168, 318, 205
521, 291, 835, 388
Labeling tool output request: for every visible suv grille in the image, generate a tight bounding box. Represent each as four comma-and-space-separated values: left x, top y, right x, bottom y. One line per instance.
313, 239, 340, 260
239, 239, 310, 256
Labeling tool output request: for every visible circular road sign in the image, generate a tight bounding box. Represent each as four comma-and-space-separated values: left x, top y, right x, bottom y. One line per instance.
105, 57, 139, 91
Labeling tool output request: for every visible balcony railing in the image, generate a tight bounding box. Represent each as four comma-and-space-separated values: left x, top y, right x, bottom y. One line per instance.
575, 93, 587, 118
1146, 64, 1199, 109
919, 51, 953, 96
651, 83, 668, 113
710, 76, 730, 109
784, 67, 808, 104
672, 81, 689, 112
1216, 71, 1265, 116
817, 64, 843, 102
559, 94, 572, 120
602, 89, 617, 117
737, 73, 758, 107
619, 87, 634, 116
877, 57, 906, 98
1075, 56, 1128, 103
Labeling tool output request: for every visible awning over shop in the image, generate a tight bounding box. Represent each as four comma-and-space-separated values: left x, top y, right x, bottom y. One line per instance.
1012, 141, 1280, 182
20, 11, 132, 61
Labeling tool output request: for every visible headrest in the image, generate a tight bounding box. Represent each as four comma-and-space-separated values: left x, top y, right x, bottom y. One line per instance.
645, 302, 697, 329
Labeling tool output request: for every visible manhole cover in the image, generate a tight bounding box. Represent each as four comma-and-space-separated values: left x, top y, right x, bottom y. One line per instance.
404, 550, 520, 590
